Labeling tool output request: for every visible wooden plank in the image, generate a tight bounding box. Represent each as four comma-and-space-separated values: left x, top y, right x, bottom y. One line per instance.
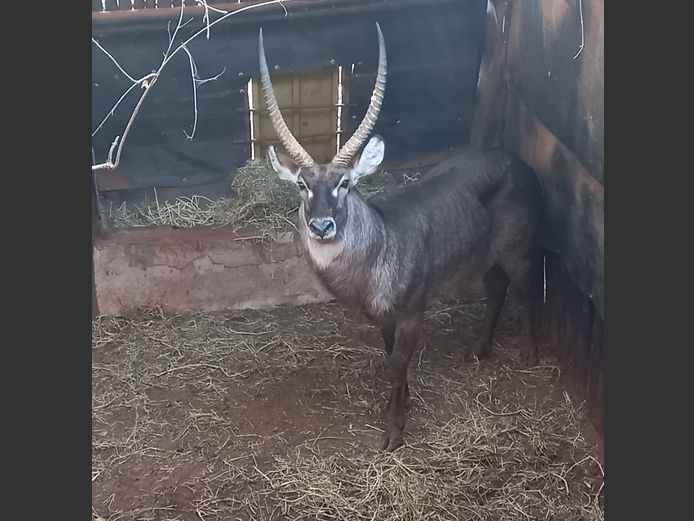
470, 0, 513, 147
544, 255, 562, 360
92, 167, 101, 319
587, 315, 604, 423
573, 290, 594, 394
93, 0, 471, 22
543, 255, 561, 351
542, 250, 603, 434
499, 2, 604, 415
506, 0, 603, 182
503, 85, 603, 319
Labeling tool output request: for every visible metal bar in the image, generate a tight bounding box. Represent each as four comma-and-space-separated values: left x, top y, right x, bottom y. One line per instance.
93, 0, 461, 22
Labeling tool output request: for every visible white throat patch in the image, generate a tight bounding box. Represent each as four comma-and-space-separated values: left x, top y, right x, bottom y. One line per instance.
305, 236, 343, 269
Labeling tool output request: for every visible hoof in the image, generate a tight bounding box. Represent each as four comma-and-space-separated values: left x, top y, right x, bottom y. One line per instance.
465, 343, 491, 363
521, 349, 539, 367
380, 430, 405, 452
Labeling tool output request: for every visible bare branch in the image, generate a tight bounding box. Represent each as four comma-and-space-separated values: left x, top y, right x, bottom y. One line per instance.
279, 1, 289, 17
197, 67, 226, 86
112, 79, 156, 169
164, 2, 187, 60
93, 0, 294, 172
195, 0, 226, 39
195, 0, 228, 16
92, 73, 156, 138
92, 77, 157, 172
107, 137, 120, 164
160, 0, 292, 71
181, 43, 226, 140
182, 45, 200, 140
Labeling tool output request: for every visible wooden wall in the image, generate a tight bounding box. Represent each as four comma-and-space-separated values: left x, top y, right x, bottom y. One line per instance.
472, 0, 604, 432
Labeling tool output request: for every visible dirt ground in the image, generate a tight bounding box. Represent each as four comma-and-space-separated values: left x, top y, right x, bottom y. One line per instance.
92, 296, 604, 521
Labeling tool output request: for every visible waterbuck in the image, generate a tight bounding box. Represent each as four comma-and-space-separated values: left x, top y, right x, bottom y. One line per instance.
258, 24, 543, 451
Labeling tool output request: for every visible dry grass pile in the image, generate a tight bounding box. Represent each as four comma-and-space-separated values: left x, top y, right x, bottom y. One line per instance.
268, 390, 603, 521
107, 160, 420, 239
107, 160, 298, 237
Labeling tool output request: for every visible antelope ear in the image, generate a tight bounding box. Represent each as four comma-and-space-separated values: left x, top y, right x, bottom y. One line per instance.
267, 146, 300, 183
349, 135, 385, 185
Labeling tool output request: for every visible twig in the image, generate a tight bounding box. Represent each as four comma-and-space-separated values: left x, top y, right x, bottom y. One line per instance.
182, 45, 226, 140
551, 471, 570, 495
475, 391, 526, 417
196, 0, 229, 17
195, 0, 229, 39
154, 363, 241, 379
106, 136, 119, 165
91, 79, 147, 138
165, 3, 188, 59
573, 0, 585, 59
182, 45, 201, 140
92, 38, 137, 83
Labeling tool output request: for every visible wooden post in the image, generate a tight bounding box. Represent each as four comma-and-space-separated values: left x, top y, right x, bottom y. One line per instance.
92, 170, 101, 319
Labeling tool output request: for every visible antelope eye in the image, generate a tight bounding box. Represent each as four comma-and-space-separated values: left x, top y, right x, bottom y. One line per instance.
297, 180, 307, 191
339, 179, 350, 189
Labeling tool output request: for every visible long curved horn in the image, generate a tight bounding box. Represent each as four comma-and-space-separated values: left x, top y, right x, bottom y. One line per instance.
332, 22, 387, 167
258, 28, 315, 167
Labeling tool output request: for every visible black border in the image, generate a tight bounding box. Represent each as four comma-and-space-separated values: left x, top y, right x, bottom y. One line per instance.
9, 2, 92, 519
604, 1, 689, 520
10, 1, 681, 519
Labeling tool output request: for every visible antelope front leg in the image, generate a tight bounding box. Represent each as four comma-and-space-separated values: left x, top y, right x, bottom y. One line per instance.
381, 322, 411, 410
380, 315, 421, 452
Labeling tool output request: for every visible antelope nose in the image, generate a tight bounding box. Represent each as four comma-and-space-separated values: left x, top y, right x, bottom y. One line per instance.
308, 217, 336, 238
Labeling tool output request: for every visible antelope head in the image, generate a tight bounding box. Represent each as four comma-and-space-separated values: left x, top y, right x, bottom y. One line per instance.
259, 24, 387, 241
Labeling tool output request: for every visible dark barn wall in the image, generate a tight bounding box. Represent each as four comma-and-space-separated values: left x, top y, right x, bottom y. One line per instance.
92, 0, 487, 201
472, 0, 604, 431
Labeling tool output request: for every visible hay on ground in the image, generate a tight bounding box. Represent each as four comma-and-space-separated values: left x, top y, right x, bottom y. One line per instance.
92, 298, 603, 521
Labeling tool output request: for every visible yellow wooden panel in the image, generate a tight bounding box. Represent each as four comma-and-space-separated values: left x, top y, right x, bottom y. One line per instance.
251, 68, 338, 163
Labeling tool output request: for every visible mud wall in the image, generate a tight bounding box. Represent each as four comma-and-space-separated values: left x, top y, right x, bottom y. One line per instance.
93, 227, 332, 316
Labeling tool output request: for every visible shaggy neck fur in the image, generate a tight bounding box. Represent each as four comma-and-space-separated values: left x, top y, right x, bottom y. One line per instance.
300, 192, 395, 316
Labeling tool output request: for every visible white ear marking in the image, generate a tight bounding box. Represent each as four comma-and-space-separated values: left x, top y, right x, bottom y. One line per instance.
267, 145, 299, 183
350, 135, 385, 185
